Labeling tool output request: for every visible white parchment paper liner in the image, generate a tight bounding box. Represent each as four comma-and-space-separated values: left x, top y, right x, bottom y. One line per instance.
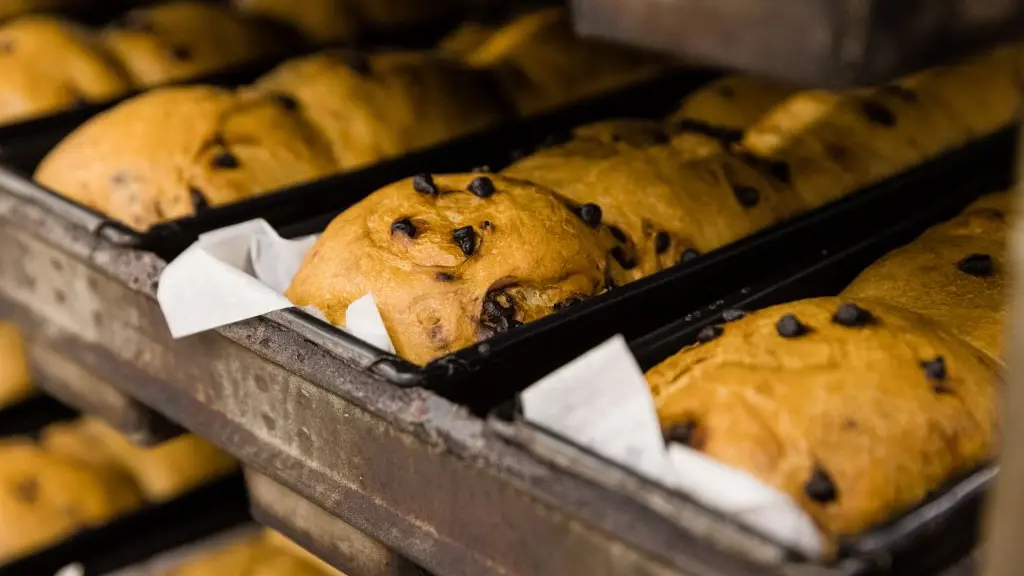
157, 219, 396, 354
521, 335, 825, 558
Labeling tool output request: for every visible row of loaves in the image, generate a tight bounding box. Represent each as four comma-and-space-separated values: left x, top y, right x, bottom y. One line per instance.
33, 43, 1022, 363
0, 2, 658, 125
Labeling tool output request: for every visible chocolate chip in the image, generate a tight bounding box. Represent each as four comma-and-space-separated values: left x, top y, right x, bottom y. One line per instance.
391, 218, 417, 238
211, 151, 239, 169
610, 246, 637, 269
468, 177, 495, 198
435, 272, 455, 282
0, 40, 13, 53
272, 92, 299, 110
13, 477, 38, 503
111, 171, 130, 185
696, 325, 723, 344
480, 220, 493, 230
609, 226, 628, 243
452, 226, 477, 256
680, 248, 701, 263
189, 186, 209, 212
663, 420, 702, 448
832, 303, 875, 327
921, 356, 947, 382
804, 466, 838, 503
553, 295, 585, 311
776, 314, 810, 338
480, 291, 521, 334
860, 100, 897, 127
732, 185, 760, 208
655, 232, 670, 254
604, 276, 618, 290
412, 174, 438, 196
957, 253, 994, 277
766, 160, 792, 185
576, 203, 602, 228
721, 308, 746, 322
170, 45, 192, 61
879, 84, 918, 103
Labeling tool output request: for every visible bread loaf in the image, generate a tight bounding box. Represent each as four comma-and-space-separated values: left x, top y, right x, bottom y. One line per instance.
0, 322, 33, 407
648, 297, 1000, 543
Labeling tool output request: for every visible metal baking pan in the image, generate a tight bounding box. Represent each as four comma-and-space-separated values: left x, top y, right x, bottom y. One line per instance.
263, 125, 1018, 417
0, 472, 249, 576
570, 0, 1024, 88
490, 161, 1011, 576
0, 394, 77, 438
0, 70, 712, 259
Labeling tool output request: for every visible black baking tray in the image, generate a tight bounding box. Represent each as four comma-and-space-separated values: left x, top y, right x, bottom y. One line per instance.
0, 69, 714, 258
265, 124, 1017, 417
0, 394, 77, 438
492, 161, 1009, 575
0, 471, 249, 576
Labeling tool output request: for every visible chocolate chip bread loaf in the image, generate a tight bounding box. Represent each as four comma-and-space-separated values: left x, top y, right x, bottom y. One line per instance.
0, 322, 33, 407
165, 530, 342, 576
250, 50, 509, 170
648, 297, 1000, 543
286, 174, 616, 364
0, 437, 143, 561
503, 122, 803, 282
34, 85, 336, 230
449, 7, 663, 115
842, 192, 1012, 361
739, 46, 1021, 210
41, 418, 236, 502
0, 15, 132, 124
102, 0, 287, 87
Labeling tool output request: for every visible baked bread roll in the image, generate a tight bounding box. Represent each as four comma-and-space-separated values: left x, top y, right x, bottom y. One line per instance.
0, 15, 132, 124
250, 50, 509, 170
648, 297, 1000, 543
842, 191, 1012, 361
503, 122, 803, 281
102, 0, 286, 87
451, 7, 663, 115
286, 174, 615, 364
34, 86, 337, 230
165, 530, 341, 576
0, 438, 143, 562
41, 418, 236, 502
0, 321, 33, 407
230, 0, 358, 44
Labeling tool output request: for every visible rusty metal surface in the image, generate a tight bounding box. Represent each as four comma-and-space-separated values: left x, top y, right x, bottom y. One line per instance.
246, 468, 428, 576
0, 190, 907, 576
571, 0, 1024, 88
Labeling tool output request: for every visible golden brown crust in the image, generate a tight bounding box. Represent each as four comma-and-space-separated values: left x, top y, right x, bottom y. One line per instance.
41, 419, 237, 502
0, 439, 143, 562
250, 50, 509, 170
286, 174, 614, 364
0, 322, 33, 407
101, 0, 285, 87
648, 297, 1000, 540
842, 192, 1012, 361
455, 7, 663, 115
0, 15, 132, 124
503, 122, 803, 281
34, 85, 337, 231
164, 532, 342, 575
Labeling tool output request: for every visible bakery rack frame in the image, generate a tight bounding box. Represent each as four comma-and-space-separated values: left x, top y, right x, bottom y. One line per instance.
0, 123, 1020, 576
